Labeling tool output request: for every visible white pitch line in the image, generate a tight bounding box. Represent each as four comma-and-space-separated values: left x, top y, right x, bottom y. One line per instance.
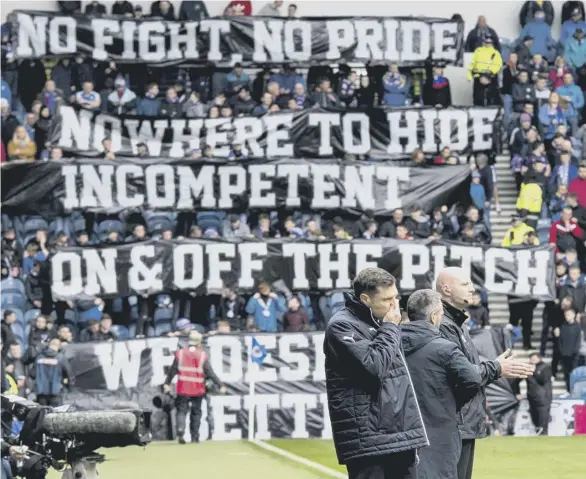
250, 439, 347, 479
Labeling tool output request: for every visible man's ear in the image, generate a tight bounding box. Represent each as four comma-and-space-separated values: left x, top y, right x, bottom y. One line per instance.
359, 293, 370, 306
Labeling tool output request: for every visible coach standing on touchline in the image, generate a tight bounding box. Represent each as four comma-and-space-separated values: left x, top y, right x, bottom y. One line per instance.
324, 268, 428, 479
436, 267, 535, 479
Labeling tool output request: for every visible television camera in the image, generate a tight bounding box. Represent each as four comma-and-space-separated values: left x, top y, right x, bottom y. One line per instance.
1, 394, 152, 479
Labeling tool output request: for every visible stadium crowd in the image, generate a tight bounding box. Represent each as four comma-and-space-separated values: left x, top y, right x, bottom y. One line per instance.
0, 0, 585, 401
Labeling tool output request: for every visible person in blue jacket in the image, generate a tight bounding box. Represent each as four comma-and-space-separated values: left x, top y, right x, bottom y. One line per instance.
518, 10, 556, 60
561, 7, 586, 44
34, 338, 72, 407
245, 282, 287, 332
564, 27, 586, 70
382, 63, 412, 106
556, 72, 584, 131
269, 65, 306, 95
539, 92, 569, 139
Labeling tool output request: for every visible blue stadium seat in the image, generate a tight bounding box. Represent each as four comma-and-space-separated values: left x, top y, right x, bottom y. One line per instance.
147, 326, 156, 337
98, 220, 125, 236
154, 321, 172, 336
79, 307, 103, 323
154, 308, 173, 324
148, 220, 174, 236
11, 322, 25, 341
24, 309, 41, 325
48, 217, 73, 238
1, 214, 12, 230
111, 297, 124, 313
2, 293, 26, 311
128, 323, 136, 338
72, 217, 86, 234
197, 212, 225, 233
111, 325, 130, 341
23, 217, 49, 236
1, 278, 25, 295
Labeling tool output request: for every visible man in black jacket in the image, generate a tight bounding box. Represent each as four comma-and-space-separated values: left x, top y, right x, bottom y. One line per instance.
324, 268, 428, 479
514, 352, 553, 434
436, 267, 535, 479
402, 289, 483, 479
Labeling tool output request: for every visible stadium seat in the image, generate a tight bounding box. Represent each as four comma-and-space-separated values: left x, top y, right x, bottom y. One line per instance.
48, 217, 73, 238
128, 323, 136, 338
79, 307, 103, 323
197, 212, 225, 232
23, 217, 49, 236
154, 321, 172, 336
1, 277, 26, 295
1, 213, 12, 230
24, 309, 41, 325
111, 324, 130, 341
147, 326, 156, 337
98, 219, 125, 236
71, 216, 87, 234
154, 308, 173, 324
148, 219, 174, 236
10, 322, 25, 341
2, 293, 26, 311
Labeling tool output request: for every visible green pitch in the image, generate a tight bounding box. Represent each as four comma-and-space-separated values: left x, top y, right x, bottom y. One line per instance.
47, 437, 586, 479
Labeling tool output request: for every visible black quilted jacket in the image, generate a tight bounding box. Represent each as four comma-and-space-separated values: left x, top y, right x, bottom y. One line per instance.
324, 294, 428, 465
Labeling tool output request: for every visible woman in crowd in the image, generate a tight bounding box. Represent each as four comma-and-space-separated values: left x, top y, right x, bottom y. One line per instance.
538, 92, 569, 148
7, 126, 36, 160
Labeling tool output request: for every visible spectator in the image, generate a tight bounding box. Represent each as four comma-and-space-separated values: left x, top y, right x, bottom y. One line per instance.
283, 297, 310, 332
333, 221, 352, 240
501, 214, 536, 246
137, 83, 162, 116
568, 161, 586, 206
395, 224, 413, 240
566, 191, 586, 230
464, 206, 492, 243
178, 1, 209, 21
466, 293, 490, 328
549, 183, 569, 221
7, 126, 36, 161
305, 219, 324, 240
562, 1, 586, 23
79, 319, 101, 342
564, 27, 586, 70
1, 99, 19, 147
549, 56, 571, 89
2, 227, 22, 269
528, 53, 549, 82
288, 4, 297, 17
520, 1, 555, 27
403, 205, 431, 239
1, 311, 16, 347
556, 72, 585, 120
1, 78, 11, 107
560, 263, 586, 314
25, 261, 44, 308
28, 315, 54, 348
107, 77, 137, 115
34, 338, 70, 406
160, 87, 182, 118
382, 63, 411, 106
561, 7, 586, 44
218, 287, 246, 331
51, 58, 74, 100
356, 76, 376, 107
252, 92, 273, 116
284, 216, 304, 238
227, 0, 251, 15
75, 81, 101, 111
379, 208, 405, 237
232, 87, 256, 116
19, 59, 46, 110
151, 0, 175, 20
423, 61, 451, 108
534, 77, 552, 110
558, 309, 582, 391
57, 325, 73, 345
226, 63, 250, 96
469, 36, 502, 106
126, 224, 149, 243
85, 1, 107, 15
112, 1, 134, 16
428, 206, 453, 239
181, 91, 207, 118
310, 78, 342, 107
519, 10, 555, 59
223, 214, 251, 239
516, 35, 535, 69
551, 152, 579, 189
465, 15, 501, 53
539, 92, 569, 141
98, 314, 116, 341
470, 171, 488, 216
270, 65, 305, 96
549, 205, 583, 252
37, 80, 64, 116
258, 0, 283, 16
337, 70, 358, 107
23, 114, 36, 143
362, 220, 378, 239
4, 342, 25, 392
245, 282, 286, 332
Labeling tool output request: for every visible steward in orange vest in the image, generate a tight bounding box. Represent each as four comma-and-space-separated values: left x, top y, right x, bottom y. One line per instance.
163, 330, 225, 444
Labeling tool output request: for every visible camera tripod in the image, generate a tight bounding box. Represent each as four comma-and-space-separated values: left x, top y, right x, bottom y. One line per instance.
60, 453, 104, 479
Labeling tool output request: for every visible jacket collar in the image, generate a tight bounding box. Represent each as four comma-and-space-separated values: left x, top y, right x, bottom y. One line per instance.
442, 300, 468, 327
345, 293, 381, 329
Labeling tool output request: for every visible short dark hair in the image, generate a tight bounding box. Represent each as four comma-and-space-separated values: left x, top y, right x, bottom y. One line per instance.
352, 268, 396, 298
407, 289, 442, 322
3, 310, 14, 320
529, 352, 541, 360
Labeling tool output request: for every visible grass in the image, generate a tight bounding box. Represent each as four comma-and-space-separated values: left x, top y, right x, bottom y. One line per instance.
46, 441, 329, 479
267, 437, 586, 479
45, 437, 586, 479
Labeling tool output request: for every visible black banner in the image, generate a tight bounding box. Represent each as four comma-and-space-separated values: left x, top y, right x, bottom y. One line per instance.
47, 105, 500, 160
0, 157, 469, 217
11, 12, 465, 67
50, 238, 556, 301
60, 333, 329, 441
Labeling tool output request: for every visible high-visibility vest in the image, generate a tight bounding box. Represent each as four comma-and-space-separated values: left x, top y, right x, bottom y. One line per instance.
175, 347, 207, 397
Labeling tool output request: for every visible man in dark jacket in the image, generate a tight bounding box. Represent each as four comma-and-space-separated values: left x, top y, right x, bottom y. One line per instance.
34, 338, 71, 406
436, 267, 535, 479
324, 268, 428, 479
514, 352, 553, 434
402, 289, 483, 479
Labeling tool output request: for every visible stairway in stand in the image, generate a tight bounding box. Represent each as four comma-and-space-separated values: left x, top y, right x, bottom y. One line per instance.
487, 154, 566, 396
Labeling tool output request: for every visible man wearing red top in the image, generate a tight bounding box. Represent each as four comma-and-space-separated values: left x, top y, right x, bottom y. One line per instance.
568, 162, 586, 206
228, 0, 251, 15
549, 205, 584, 252
164, 330, 226, 444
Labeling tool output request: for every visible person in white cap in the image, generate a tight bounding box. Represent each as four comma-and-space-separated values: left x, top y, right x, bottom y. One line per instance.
163, 330, 226, 444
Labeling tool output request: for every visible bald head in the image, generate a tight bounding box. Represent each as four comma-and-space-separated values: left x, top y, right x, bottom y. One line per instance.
436, 267, 476, 309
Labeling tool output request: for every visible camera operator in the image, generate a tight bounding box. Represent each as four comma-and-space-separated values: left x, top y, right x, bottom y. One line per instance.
163, 331, 226, 444
33, 338, 72, 406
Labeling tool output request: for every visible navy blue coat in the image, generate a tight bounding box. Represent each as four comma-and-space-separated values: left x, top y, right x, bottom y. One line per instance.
34, 348, 70, 395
